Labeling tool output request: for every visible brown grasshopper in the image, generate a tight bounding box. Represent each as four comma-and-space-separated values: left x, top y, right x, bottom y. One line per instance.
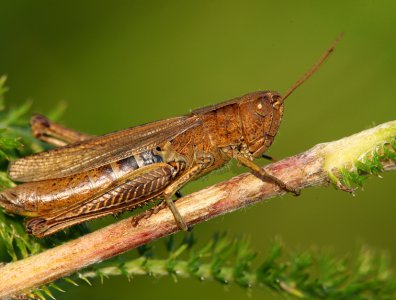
0, 36, 342, 237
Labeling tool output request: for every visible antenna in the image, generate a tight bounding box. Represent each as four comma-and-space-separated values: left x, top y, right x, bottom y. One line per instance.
275, 32, 344, 106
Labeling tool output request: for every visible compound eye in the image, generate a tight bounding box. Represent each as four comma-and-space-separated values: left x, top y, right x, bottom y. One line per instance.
271, 94, 283, 108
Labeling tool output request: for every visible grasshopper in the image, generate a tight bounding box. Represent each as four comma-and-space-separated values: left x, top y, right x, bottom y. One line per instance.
0, 36, 342, 237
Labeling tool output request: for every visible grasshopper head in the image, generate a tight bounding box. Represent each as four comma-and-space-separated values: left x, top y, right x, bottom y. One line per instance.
238, 35, 342, 158
238, 91, 284, 158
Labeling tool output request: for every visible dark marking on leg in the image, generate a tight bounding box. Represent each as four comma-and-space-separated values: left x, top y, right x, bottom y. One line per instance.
261, 154, 278, 162
175, 190, 183, 198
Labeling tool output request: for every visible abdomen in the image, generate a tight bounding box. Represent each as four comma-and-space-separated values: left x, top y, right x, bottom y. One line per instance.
0, 150, 162, 216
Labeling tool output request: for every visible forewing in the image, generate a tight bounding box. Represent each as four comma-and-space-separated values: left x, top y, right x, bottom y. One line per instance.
9, 116, 201, 182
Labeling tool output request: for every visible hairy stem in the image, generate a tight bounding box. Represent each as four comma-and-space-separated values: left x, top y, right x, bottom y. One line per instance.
0, 121, 395, 298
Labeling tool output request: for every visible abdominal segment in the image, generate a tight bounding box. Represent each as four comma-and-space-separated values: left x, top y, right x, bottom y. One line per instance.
26, 163, 175, 237
0, 151, 162, 217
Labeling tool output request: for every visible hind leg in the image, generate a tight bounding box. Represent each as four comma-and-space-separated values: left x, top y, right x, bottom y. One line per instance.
30, 114, 94, 146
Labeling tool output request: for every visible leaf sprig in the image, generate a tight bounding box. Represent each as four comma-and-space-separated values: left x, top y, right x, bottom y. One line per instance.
76, 234, 396, 300
340, 140, 396, 189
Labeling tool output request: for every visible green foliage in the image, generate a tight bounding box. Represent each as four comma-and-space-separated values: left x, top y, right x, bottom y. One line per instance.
0, 77, 69, 191
339, 140, 396, 190
0, 79, 43, 190
0, 212, 43, 261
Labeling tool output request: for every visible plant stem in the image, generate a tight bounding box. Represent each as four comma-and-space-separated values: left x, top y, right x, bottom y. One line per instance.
0, 121, 395, 299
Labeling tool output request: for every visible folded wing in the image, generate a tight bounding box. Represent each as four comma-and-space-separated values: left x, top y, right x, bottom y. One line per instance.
9, 116, 201, 182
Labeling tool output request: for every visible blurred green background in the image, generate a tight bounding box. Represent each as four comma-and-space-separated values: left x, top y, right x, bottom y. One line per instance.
1, 1, 396, 299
